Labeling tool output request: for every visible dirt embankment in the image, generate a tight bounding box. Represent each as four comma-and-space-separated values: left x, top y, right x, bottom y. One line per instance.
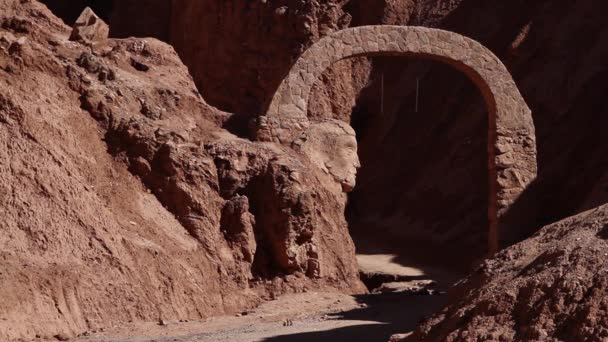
0, 1, 364, 340
402, 204, 608, 341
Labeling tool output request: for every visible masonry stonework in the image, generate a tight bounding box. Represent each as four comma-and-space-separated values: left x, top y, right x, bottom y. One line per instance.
255, 26, 537, 254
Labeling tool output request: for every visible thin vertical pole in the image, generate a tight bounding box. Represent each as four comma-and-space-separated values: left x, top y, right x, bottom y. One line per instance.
415, 77, 420, 113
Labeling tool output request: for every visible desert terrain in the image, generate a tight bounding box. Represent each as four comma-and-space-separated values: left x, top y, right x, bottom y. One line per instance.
1, 0, 607, 341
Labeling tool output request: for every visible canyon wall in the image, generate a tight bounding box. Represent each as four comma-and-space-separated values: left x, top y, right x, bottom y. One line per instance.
5, 0, 608, 339
0, 1, 364, 339
38, 0, 608, 273
164, 0, 608, 264
114, 0, 495, 268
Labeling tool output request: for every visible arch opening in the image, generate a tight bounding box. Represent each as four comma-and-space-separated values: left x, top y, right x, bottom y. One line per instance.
256, 26, 538, 261
345, 56, 490, 289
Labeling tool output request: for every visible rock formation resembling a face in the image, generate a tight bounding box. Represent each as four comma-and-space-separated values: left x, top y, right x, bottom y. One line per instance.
295, 120, 361, 193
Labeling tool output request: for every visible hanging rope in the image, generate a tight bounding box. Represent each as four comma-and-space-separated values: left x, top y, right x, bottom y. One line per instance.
380, 67, 385, 116
415, 77, 420, 113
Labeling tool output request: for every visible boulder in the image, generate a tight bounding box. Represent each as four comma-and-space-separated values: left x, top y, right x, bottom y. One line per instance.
69, 7, 109, 42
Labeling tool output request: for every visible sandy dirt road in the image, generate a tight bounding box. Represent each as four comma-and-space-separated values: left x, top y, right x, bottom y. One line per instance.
72, 252, 457, 342
73, 291, 446, 342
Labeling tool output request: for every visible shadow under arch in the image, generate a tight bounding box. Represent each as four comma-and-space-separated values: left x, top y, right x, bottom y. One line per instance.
255, 26, 538, 254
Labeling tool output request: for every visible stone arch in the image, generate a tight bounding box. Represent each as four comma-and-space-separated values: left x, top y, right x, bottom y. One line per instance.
255, 25, 537, 254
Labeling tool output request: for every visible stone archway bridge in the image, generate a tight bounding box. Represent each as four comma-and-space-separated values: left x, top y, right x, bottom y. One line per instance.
255, 25, 538, 254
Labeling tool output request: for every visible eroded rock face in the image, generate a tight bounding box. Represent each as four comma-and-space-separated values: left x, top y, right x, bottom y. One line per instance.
0, 1, 363, 340
9, 1, 608, 340
399, 204, 608, 341
40, 0, 608, 265
168, 0, 368, 128
221, 195, 257, 263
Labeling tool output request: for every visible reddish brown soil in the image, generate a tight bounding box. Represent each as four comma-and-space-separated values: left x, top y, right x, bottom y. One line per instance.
402, 204, 608, 341
0, 1, 364, 340
3, 0, 608, 341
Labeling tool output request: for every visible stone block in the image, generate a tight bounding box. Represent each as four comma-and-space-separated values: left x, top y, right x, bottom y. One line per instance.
69, 7, 109, 43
